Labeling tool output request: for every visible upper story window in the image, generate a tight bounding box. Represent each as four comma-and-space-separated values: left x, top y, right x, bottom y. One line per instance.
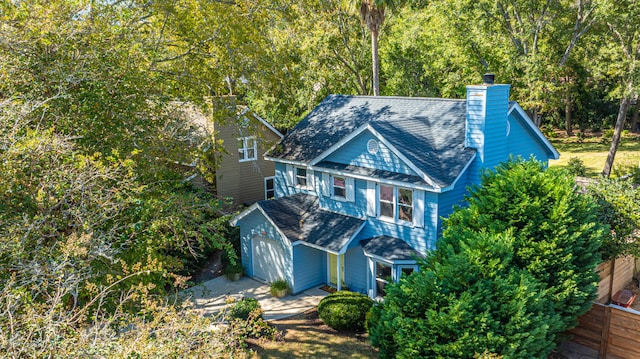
295, 167, 308, 187
321, 173, 354, 202
378, 185, 413, 223
265, 177, 275, 199
333, 176, 346, 199
238, 137, 257, 162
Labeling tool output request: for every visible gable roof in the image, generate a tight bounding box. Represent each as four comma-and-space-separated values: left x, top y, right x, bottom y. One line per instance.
508, 102, 560, 160
233, 193, 365, 254
267, 95, 476, 188
238, 106, 284, 139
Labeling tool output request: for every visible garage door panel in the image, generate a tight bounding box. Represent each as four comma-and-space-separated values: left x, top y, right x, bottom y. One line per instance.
252, 236, 286, 283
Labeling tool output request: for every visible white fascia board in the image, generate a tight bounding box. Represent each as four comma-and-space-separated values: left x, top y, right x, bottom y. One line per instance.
309, 165, 440, 192
363, 252, 419, 265
263, 156, 309, 167
338, 222, 367, 255
229, 202, 260, 226
509, 103, 560, 160
250, 112, 284, 139
230, 203, 292, 247
293, 240, 340, 255
309, 124, 371, 165
438, 152, 477, 192
365, 125, 438, 188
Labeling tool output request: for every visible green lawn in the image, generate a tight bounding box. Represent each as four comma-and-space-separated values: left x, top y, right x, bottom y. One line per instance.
548, 133, 640, 177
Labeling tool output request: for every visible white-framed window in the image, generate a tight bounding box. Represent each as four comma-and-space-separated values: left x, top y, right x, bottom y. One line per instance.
375, 261, 392, 298
295, 167, 308, 188
238, 137, 257, 162
321, 173, 354, 201
333, 176, 346, 199
264, 176, 275, 199
397, 265, 417, 279
377, 185, 418, 225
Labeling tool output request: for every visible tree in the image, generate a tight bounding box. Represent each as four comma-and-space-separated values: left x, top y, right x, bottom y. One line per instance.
369, 231, 558, 358
343, 0, 407, 96
369, 159, 605, 358
587, 178, 640, 260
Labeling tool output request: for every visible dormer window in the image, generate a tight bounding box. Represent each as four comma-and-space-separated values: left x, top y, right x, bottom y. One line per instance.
238, 137, 257, 162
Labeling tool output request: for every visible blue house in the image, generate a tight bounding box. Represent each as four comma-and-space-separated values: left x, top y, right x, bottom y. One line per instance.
231, 77, 559, 299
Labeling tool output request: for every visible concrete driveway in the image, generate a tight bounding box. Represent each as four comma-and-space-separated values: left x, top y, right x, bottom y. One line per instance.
182, 276, 328, 320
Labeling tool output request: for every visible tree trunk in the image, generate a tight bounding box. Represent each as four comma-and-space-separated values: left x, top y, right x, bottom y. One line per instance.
602, 98, 630, 177
631, 96, 639, 133
371, 29, 379, 96
565, 98, 573, 136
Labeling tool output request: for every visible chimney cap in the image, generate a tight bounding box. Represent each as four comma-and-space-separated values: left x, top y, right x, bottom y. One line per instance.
482, 73, 495, 85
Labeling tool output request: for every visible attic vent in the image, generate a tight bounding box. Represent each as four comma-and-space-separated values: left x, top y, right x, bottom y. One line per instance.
367, 139, 379, 154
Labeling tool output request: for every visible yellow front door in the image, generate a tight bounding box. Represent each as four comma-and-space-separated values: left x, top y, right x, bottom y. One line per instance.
329, 253, 345, 286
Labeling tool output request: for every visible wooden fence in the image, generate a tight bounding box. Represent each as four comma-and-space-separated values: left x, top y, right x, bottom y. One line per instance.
566, 256, 639, 358
595, 256, 638, 304
568, 303, 640, 358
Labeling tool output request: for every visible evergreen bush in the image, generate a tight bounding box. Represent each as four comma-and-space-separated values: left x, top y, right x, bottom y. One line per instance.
228, 297, 262, 320
318, 291, 373, 332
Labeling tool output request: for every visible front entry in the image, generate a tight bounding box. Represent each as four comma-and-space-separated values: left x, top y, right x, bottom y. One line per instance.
328, 253, 345, 287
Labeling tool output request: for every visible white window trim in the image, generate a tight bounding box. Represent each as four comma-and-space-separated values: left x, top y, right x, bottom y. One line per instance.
294, 166, 311, 190
264, 176, 275, 199
238, 136, 257, 162
376, 184, 420, 227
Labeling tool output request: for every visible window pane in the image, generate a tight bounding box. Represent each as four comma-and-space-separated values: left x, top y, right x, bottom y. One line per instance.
399, 205, 412, 222
380, 202, 394, 218
296, 168, 307, 187
333, 176, 345, 188
266, 189, 275, 199
376, 262, 392, 280
380, 185, 394, 202
399, 188, 412, 205
248, 147, 255, 159
238, 139, 245, 160
266, 178, 274, 190
334, 187, 346, 198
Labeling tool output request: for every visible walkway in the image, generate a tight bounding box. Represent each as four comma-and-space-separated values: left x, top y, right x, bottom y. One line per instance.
182, 276, 328, 320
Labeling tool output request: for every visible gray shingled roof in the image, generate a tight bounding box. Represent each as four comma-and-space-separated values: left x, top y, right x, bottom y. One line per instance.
258, 193, 364, 252
361, 236, 424, 261
269, 95, 476, 188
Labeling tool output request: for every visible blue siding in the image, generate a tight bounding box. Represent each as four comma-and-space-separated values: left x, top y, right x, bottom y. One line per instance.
237, 210, 293, 285
507, 113, 552, 163
292, 245, 326, 293
437, 173, 471, 237
344, 246, 368, 294
356, 217, 437, 255
325, 131, 418, 176
318, 177, 367, 218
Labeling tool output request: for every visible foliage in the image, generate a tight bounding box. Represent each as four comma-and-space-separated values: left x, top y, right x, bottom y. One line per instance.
368, 159, 604, 358
587, 178, 640, 260
318, 291, 373, 332
269, 279, 291, 296
228, 297, 262, 320
369, 231, 557, 358
566, 157, 588, 177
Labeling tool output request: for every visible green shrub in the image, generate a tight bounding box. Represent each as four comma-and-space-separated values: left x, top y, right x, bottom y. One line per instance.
318, 291, 373, 332
269, 279, 290, 296
228, 297, 262, 320
566, 157, 587, 177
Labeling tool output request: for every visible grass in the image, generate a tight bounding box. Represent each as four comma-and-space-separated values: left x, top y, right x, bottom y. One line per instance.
248, 309, 378, 359
548, 131, 640, 177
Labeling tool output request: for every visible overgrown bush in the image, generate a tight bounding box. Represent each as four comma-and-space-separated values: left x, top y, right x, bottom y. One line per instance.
566, 156, 587, 177
228, 297, 262, 320
318, 291, 373, 332
368, 159, 605, 358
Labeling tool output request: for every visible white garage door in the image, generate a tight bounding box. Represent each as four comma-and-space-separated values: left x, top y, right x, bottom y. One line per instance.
252, 235, 286, 283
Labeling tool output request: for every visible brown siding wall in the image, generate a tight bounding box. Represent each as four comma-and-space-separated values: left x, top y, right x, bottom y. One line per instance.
213, 113, 280, 206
